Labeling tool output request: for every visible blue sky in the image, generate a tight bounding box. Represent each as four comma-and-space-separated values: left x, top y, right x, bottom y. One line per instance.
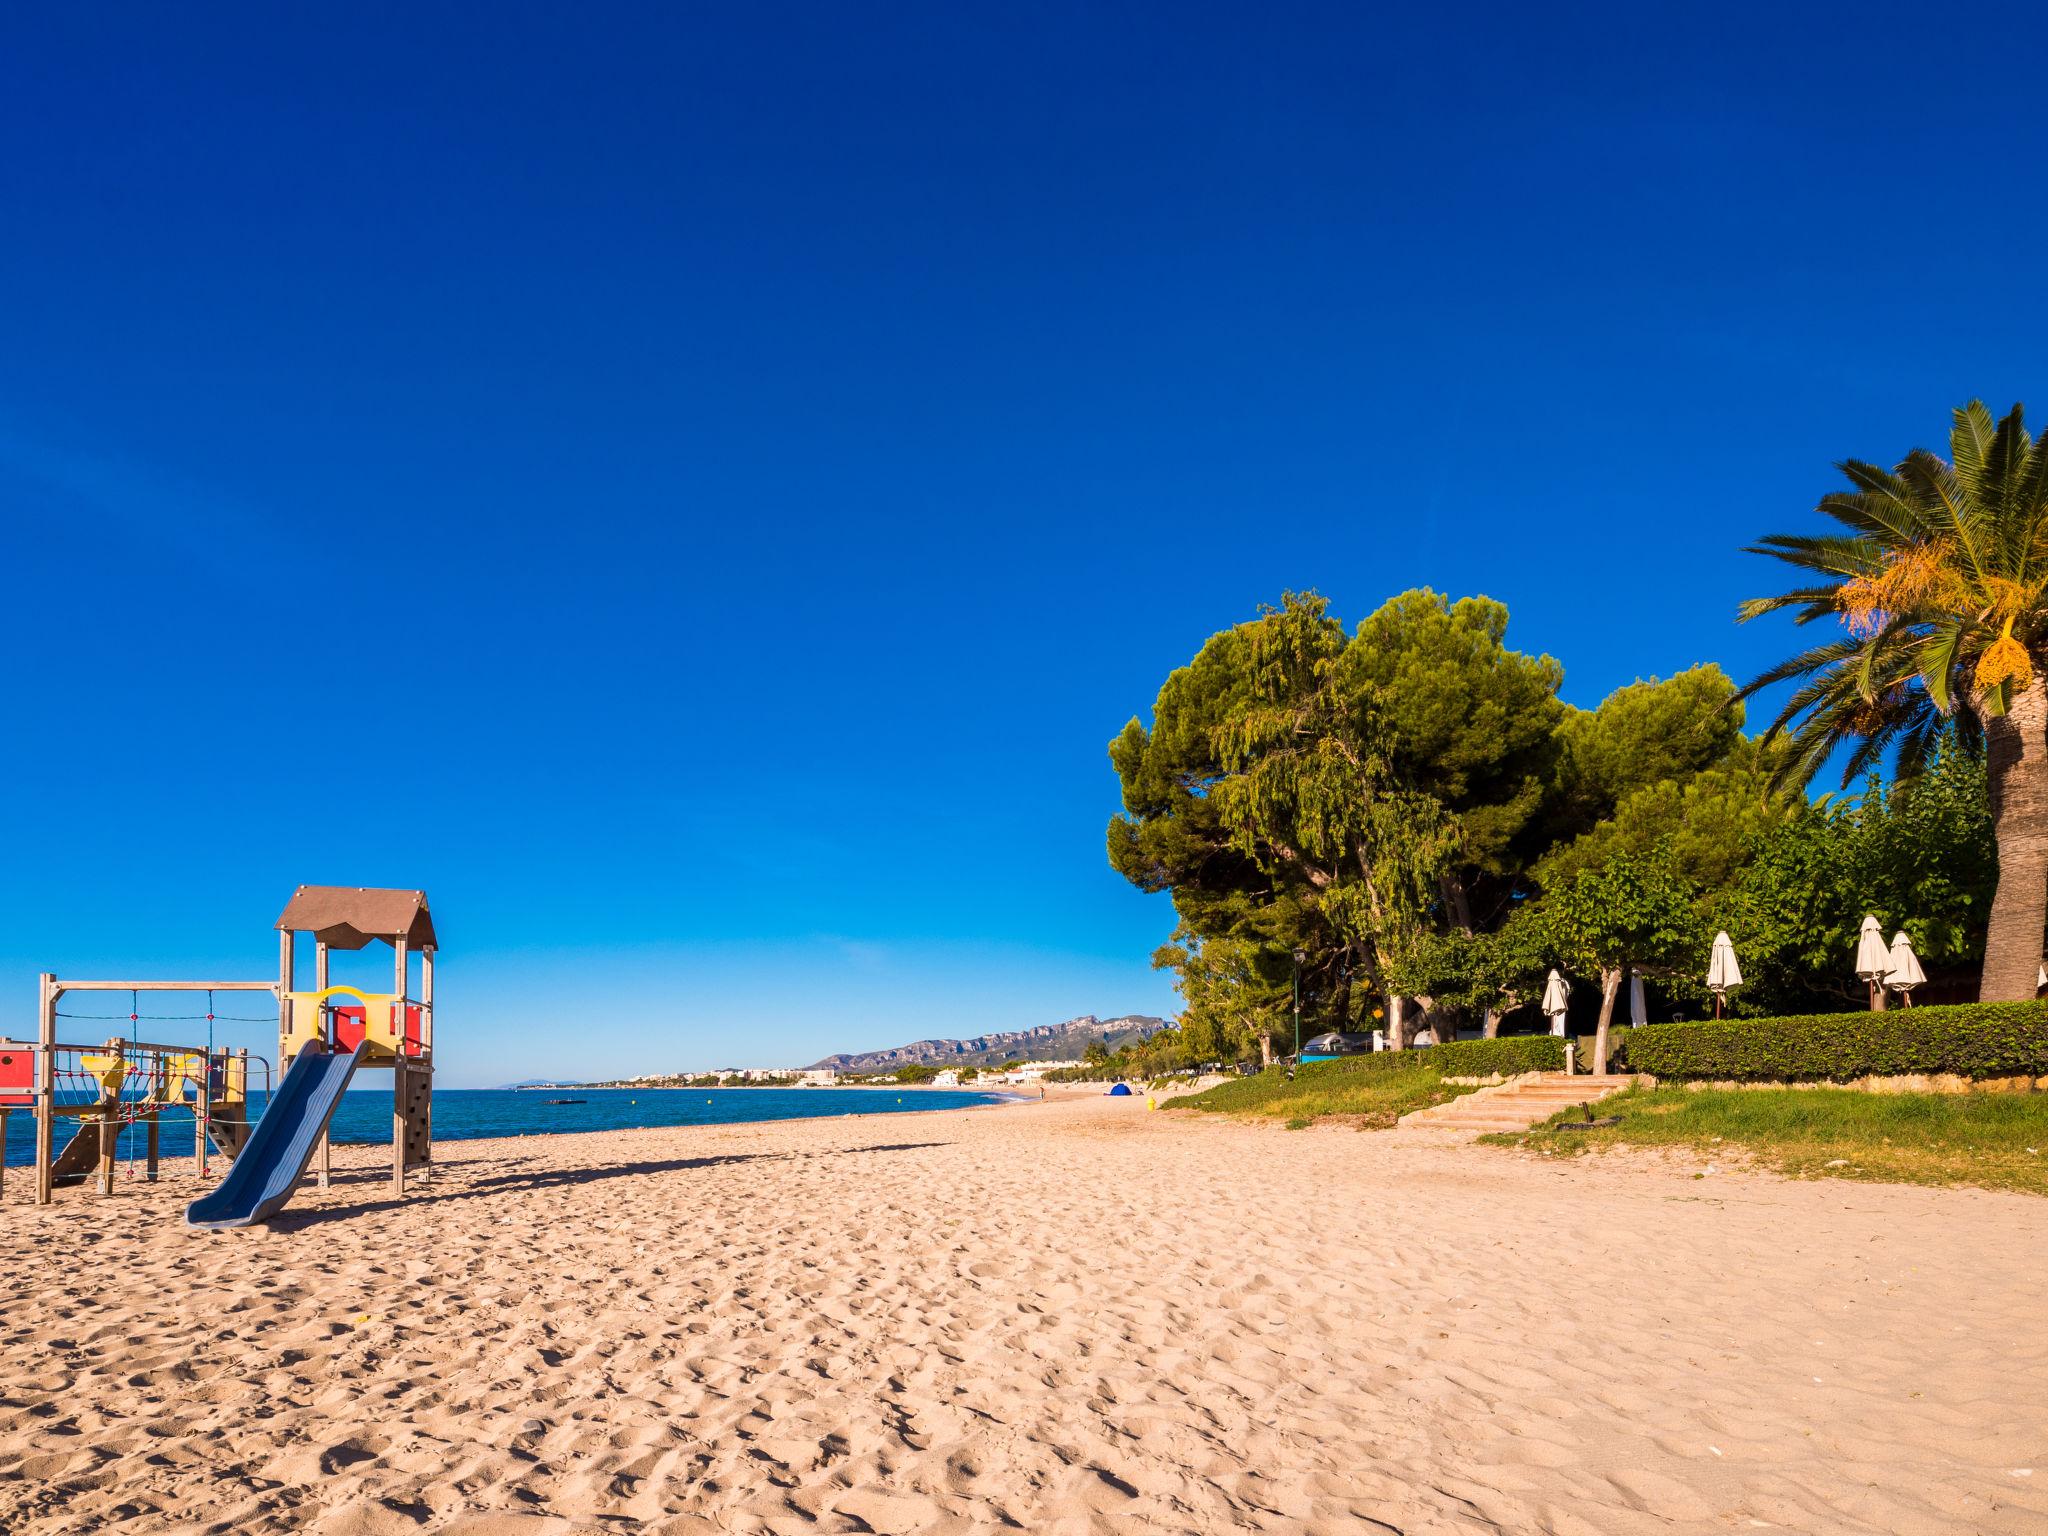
2, 6, 2042, 1085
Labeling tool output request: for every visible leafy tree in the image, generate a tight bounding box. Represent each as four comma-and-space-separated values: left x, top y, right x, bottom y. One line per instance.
1541, 845, 1706, 1072
893, 1064, 940, 1084
1152, 925, 1288, 1064
1346, 591, 1565, 930
1740, 401, 2048, 1000
1537, 735, 1799, 895
1108, 592, 1457, 1027
1721, 739, 1997, 1012
1547, 665, 1747, 842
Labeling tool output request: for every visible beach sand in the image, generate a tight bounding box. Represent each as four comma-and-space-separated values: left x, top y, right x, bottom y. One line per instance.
2, 1095, 2043, 1535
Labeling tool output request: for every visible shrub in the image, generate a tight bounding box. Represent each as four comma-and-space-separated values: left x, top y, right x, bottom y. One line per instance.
1612, 1002, 2048, 1083
1292, 1034, 1563, 1082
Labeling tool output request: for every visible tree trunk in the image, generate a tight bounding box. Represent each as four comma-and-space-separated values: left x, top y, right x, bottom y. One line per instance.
1981, 678, 2048, 1001
1387, 995, 1406, 1051
1260, 1034, 1273, 1068
1440, 872, 1474, 935
1592, 966, 1622, 1076
1482, 1006, 1501, 1039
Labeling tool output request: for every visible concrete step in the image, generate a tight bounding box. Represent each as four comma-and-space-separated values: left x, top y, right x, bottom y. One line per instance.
1399, 1073, 1644, 1134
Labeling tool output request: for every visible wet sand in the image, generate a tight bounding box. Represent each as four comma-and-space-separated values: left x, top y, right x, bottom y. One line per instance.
2, 1094, 2043, 1534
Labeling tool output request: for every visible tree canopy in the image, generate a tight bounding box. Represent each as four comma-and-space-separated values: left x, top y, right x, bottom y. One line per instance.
1109, 583, 2000, 1068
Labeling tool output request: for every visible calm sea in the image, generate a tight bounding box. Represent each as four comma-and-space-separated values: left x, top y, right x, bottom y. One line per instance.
2, 1085, 1016, 1169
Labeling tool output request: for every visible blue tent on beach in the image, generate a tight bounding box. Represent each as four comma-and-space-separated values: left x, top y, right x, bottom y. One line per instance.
1106, 1082, 1133, 1097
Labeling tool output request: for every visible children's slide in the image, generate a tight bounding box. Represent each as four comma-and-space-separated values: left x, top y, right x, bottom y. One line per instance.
185, 1040, 370, 1229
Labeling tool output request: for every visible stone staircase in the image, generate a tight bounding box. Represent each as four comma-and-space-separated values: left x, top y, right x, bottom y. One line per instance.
1399, 1072, 1645, 1133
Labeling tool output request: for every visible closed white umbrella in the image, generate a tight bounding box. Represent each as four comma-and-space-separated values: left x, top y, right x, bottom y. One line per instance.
1706, 931, 1742, 1018
1885, 931, 1926, 1005
1854, 914, 1891, 1010
1541, 968, 1570, 1037
1627, 972, 1648, 1027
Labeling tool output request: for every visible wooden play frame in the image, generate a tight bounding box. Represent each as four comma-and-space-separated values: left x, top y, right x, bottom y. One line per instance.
17, 886, 438, 1211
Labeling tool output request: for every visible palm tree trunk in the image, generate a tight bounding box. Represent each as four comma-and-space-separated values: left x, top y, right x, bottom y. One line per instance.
1592, 966, 1622, 1076
1980, 679, 2048, 1002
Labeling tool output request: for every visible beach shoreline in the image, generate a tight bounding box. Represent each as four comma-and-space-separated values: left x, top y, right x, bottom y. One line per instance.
4, 1093, 2041, 1534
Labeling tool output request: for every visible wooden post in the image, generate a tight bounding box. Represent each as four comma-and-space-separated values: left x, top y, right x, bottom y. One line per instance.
35, 974, 56, 1205
314, 940, 331, 1189
97, 1036, 119, 1198
391, 937, 409, 1196
278, 930, 296, 1067
0, 1109, 8, 1200
195, 1061, 208, 1179
145, 1105, 160, 1181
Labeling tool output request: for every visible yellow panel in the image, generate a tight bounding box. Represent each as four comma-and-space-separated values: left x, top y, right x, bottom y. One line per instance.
81, 1052, 129, 1098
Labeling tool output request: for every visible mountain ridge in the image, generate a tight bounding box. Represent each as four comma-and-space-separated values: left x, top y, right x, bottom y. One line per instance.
806, 1014, 1169, 1072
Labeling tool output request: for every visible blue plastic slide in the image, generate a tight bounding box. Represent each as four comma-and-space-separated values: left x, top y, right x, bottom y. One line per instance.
185, 1040, 370, 1229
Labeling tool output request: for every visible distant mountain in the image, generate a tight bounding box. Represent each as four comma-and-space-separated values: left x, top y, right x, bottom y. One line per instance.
805, 1014, 1170, 1072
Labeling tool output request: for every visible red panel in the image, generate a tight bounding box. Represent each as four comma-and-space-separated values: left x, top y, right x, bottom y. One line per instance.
330, 1005, 425, 1057
0, 1046, 31, 1106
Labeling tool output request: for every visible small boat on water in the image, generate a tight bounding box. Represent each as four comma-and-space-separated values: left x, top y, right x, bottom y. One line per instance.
543, 1098, 587, 1106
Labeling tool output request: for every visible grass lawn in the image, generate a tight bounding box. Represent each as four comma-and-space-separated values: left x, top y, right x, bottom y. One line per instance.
1488, 1084, 2048, 1196
1175, 1062, 1481, 1129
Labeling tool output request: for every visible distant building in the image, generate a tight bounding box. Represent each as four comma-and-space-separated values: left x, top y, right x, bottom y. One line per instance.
799, 1069, 837, 1086
931, 1069, 960, 1087
987, 1059, 1082, 1084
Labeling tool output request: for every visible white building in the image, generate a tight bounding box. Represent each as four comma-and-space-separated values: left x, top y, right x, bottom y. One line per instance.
986, 1059, 1083, 1084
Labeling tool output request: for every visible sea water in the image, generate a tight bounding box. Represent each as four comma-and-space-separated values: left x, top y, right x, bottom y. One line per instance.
1, 1086, 1016, 1170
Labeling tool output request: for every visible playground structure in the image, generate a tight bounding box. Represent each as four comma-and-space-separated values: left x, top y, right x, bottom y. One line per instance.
0, 984, 268, 1204
3, 886, 437, 1228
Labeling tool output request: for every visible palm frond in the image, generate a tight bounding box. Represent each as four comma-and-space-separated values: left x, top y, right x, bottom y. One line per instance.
1828, 461, 1942, 546
1949, 399, 1999, 509
1736, 637, 1862, 702
1915, 618, 1968, 712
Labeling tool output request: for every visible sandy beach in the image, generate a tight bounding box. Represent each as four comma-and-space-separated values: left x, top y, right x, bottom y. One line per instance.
2, 1094, 2043, 1535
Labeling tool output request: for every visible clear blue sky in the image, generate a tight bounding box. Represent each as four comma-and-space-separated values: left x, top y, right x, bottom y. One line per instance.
2, 6, 2042, 1085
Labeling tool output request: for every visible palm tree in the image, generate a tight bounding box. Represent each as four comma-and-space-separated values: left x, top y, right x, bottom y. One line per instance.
1740, 400, 2048, 1001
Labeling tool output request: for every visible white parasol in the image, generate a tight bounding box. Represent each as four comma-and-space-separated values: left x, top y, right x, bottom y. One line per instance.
1706, 931, 1742, 1017
1885, 931, 1926, 1004
1541, 968, 1571, 1037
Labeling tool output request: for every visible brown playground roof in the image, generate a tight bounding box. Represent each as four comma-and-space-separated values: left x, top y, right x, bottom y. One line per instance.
275, 886, 437, 951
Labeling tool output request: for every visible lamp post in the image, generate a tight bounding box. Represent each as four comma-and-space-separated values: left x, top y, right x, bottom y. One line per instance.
1291, 950, 1305, 1060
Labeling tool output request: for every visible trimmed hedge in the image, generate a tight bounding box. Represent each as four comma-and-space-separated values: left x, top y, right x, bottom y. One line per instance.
1296, 1033, 1564, 1081
1612, 1002, 2048, 1083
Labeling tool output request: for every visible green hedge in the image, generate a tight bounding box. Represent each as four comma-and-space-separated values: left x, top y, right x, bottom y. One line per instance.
1612, 1002, 2048, 1083
1296, 1034, 1563, 1081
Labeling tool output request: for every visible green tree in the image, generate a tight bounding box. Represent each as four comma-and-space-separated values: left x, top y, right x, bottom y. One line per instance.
1548, 665, 1748, 842
1740, 401, 2048, 1000
1346, 590, 1566, 930
1537, 735, 1799, 895
1723, 740, 1997, 1012
1152, 925, 1288, 1064
1541, 845, 1706, 1072
1108, 592, 1457, 1028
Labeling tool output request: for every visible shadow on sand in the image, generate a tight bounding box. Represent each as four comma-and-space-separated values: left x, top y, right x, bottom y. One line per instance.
269, 1140, 951, 1229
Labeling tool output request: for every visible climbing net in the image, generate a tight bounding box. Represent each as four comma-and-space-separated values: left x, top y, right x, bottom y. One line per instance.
40, 990, 275, 1174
